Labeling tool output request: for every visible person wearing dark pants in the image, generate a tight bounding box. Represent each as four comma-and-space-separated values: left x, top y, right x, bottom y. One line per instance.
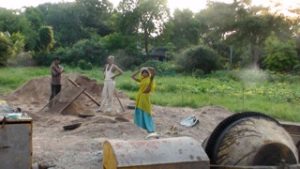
49, 57, 64, 104
50, 84, 61, 100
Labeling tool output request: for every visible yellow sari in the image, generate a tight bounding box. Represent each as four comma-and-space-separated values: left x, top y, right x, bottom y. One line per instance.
134, 76, 156, 133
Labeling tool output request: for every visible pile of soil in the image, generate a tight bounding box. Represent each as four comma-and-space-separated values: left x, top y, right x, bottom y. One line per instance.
6, 74, 103, 115
4, 74, 233, 169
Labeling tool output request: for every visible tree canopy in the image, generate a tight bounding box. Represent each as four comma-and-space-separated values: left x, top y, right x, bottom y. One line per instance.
0, 0, 299, 73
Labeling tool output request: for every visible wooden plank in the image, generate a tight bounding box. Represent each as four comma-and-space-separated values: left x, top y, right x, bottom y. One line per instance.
68, 78, 100, 106
57, 88, 86, 114
47, 87, 86, 114
114, 91, 125, 112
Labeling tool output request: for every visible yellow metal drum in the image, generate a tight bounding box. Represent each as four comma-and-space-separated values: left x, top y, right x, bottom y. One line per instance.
103, 137, 210, 169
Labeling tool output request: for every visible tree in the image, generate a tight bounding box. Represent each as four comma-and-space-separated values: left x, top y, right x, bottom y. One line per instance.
38, 26, 55, 51
75, 0, 113, 35
10, 32, 25, 57
196, 2, 236, 44
0, 32, 12, 66
263, 33, 298, 72
177, 45, 223, 74
23, 7, 44, 50
162, 9, 201, 49
116, 0, 140, 35
137, 0, 169, 57
0, 8, 33, 51
228, 13, 292, 65
117, 0, 169, 57
0, 8, 31, 34
24, 7, 44, 30
37, 3, 88, 46
195, 1, 294, 67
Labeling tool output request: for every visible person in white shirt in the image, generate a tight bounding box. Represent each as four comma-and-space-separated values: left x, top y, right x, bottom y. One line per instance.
97, 55, 123, 113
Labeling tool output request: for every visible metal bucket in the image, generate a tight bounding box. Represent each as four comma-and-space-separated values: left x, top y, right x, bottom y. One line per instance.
103, 137, 210, 169
205, 112, 298, 166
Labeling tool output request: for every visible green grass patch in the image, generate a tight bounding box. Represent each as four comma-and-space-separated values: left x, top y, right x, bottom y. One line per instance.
1, 67, 300, 122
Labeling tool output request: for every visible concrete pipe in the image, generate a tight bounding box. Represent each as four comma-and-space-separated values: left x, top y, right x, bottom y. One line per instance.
103, 137, 210, 169
205, 112, 298, 166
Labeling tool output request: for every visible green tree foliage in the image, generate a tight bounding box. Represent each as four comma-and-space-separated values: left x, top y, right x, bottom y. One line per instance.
196, 2, 236, 43
117, 0, 169, 57
140, 60, 177, 75
34, 26, 55, 65
37, 3, 88, 46
0, 32, 26, 66
54, 38, 108, 66
116, 0, 140, 35
10, 32, 25, 57
137, 0, 169, 57
113, 49, 144, 69
229, 14, 291, 65
38, 26, 55, 51
263, 34, 299, 72
75, 0, 113, 35
195, 1, 295, 67
0, 8, 33, 51
24, 7, 44, 30
78, 59, 93, 70
0, 0, 298, 71
0, 8, 31, 34
23, 7, 44, 50
69, 38, 107, 65
0, 32, 12, 66
162, 9, 201, 49
177, 45, 223, 74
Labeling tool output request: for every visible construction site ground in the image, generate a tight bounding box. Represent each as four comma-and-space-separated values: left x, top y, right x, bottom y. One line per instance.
3, 74, 232, 169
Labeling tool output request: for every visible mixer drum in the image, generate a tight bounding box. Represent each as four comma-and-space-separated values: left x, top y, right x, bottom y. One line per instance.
205, 112, 298, 166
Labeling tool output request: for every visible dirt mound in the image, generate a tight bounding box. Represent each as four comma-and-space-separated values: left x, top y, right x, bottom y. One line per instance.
6, 74, 107, 115
7, 77, 51, 105
70, 74, 103, 96
8, 74, 102, 103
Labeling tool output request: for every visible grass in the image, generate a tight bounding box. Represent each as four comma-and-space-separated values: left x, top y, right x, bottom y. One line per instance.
1, 66, 300, 122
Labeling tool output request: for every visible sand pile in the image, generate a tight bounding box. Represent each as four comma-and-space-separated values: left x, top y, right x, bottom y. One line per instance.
6, 74, 109, 115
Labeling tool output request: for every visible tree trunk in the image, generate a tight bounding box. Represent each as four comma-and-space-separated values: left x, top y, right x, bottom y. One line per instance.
250, 43, 260, 67
144, 29, 149, 58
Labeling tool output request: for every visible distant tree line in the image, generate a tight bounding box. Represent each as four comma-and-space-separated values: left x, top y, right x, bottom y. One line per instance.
0, 0, 299, 73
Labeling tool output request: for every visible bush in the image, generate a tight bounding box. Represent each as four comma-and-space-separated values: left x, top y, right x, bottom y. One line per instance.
78, 59, 93, 70
192, 69, 204, 78
33, 51, 53, 66
69, 38, 108, 66
177, 45, 223, 74
114, 49, 145, 70
38, 26, 55, 51
140, 60, 178, 76
34, 37, 109, 66
8, 52, 35, 66
263, 34, 299, 72
293, 64, 300, 73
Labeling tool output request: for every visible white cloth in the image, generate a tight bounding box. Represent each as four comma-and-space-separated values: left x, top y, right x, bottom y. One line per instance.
104, 64, 115, 80
99, 65, 115, 112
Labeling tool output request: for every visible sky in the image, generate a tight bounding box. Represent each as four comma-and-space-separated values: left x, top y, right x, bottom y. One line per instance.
0, 0, 299, 16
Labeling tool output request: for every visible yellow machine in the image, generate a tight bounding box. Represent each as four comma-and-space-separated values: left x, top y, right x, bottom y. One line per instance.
103, 137, 209, 169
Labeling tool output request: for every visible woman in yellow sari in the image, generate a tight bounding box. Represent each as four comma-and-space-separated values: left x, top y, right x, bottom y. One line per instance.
131, 67, 159, 139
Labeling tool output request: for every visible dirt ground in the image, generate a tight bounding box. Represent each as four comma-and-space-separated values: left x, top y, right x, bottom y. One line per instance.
4, 74, 232, 169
